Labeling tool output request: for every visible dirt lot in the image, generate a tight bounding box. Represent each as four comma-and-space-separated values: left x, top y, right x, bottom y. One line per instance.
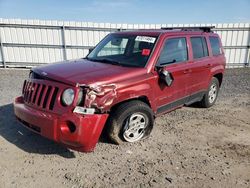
0, 68, 249, 188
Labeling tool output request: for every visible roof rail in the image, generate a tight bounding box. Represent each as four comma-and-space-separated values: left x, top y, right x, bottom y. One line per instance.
161, 26, 215, 33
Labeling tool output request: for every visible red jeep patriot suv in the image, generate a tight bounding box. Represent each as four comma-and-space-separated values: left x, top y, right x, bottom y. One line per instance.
14, 27, 226, 152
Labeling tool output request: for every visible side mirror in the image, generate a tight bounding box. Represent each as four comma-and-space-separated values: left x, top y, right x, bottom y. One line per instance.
159, 70, 173, 86
88, 47, 94, 54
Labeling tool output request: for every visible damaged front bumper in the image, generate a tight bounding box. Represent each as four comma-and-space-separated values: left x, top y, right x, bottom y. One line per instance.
14, 96, 109, 152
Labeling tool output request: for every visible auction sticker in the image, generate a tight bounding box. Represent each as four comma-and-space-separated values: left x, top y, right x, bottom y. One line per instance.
135, 36, 156, 43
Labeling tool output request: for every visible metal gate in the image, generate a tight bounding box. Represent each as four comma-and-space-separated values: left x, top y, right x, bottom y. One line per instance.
0, 19, 249, 68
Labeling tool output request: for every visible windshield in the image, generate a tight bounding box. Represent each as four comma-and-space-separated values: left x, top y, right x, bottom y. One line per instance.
87, 34, 157, 67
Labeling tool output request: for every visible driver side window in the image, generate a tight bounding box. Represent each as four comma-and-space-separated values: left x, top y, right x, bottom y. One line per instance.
158, 37, 188, 65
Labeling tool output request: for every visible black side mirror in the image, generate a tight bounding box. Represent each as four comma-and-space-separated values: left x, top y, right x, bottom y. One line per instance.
159, 70, 173, 86
88, 47, 94, 54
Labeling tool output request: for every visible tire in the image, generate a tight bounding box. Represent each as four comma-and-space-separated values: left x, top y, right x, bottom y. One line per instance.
107, 100, 154, 145
200, 77, 220, 108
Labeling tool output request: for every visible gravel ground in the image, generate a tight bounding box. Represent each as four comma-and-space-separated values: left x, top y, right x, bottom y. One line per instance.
0, 68, 249, 188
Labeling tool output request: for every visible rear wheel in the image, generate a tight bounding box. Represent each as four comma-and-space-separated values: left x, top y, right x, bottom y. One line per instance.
200, 77, 220, 108
107, 101, 154, 144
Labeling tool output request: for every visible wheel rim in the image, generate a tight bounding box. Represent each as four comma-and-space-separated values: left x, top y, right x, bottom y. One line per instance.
123, 113, 147, 142
208, 83, 217, 104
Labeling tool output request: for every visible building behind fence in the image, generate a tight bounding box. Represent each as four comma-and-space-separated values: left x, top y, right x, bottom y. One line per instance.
0, 18, 249, 68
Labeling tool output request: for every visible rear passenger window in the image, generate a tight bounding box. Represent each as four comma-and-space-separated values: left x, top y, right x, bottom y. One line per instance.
158, 38, 188, 65
209, 36, 222, 56
191, 37, 209, 59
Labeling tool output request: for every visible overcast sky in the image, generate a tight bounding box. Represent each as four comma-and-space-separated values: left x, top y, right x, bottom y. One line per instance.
0, 0, 249, 24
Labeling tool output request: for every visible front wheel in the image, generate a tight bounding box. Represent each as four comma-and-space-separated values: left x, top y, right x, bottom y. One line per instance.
200, 77, 220, 108
107, 101, 154, 145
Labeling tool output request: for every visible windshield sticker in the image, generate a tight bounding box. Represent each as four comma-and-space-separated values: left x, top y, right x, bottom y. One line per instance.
142, 49, 151, 56
135, 36, 156, 43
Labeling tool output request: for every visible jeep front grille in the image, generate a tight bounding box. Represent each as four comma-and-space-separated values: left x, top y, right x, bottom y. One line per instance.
22, 80, 59, 111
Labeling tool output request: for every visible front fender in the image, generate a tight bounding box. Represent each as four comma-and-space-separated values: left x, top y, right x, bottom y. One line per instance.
109, 82, 156, 113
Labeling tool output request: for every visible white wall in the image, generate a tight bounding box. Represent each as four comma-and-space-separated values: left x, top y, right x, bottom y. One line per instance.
0, 18, 249, 68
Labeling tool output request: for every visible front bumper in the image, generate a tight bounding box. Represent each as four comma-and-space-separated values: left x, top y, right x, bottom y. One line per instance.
14, 96, 109, 152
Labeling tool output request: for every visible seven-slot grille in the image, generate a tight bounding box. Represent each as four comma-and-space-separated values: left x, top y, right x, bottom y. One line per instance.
22, 80, 59, 111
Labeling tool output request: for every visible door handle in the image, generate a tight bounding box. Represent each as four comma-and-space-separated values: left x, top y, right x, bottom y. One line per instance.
183, 69, 192, 74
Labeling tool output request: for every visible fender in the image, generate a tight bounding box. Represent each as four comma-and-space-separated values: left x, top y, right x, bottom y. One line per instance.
108, 82, 157, 113
207, 64, 225, 88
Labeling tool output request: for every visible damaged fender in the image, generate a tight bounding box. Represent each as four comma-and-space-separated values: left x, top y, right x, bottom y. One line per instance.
83, 84, 117, 112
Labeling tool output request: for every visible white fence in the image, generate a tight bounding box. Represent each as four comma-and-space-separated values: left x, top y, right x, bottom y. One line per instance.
0, 18, 249, 68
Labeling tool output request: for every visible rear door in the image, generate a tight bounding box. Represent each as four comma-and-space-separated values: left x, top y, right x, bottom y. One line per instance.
187, 36, 211, 96
153, 36, 191, 114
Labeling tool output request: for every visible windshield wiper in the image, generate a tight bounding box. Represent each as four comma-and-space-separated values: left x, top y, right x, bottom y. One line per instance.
99, 58, 121, 66
86, 57, 121, 66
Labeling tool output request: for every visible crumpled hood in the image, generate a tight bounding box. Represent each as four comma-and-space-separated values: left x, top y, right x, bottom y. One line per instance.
32, 59, 145, 86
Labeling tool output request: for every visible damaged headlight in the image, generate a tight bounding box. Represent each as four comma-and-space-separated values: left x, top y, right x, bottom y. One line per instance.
61, 88, 75, 106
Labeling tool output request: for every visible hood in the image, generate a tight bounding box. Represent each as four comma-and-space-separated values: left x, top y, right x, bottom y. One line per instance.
33, 59, 146, 86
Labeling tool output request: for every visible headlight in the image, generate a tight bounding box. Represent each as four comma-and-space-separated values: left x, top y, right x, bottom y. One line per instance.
61, 88, 75, 106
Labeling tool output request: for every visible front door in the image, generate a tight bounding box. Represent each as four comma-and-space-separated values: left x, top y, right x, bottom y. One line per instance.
153, 37, 191, 114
